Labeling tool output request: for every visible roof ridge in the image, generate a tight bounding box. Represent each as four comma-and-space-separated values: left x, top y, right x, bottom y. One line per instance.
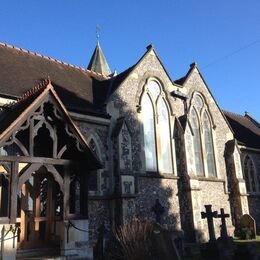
222, 109, 245, 119
16, 78, 51, 104
0, 42, 111, 80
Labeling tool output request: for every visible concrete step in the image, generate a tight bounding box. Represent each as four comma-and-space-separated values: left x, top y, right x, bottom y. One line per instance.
16, 248, 64, 259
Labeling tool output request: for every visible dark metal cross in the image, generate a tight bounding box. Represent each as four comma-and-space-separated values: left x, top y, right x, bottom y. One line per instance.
151, 199, 165, 224
218, 208, 230, 239
201, 205, 218, 243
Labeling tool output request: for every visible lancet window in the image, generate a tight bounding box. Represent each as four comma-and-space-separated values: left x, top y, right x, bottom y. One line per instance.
141, 79, 173, 174
243, 155, 258, 193
88, 138, 101, 193
189, 94, 216, 177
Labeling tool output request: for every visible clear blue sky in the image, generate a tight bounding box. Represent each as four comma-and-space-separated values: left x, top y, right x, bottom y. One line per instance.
0, 1, 259, 119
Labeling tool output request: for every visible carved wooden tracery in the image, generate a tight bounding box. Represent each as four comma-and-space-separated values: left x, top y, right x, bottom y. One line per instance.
0, 96, 93, 228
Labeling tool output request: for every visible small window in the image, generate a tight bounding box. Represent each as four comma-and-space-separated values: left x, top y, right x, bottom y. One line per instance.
88, 138, 102, 193
243, 156, 257, 193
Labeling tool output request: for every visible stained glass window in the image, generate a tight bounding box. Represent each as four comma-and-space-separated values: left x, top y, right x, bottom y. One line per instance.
203, 112, 216, 177
158, 99, 172, 173
190, 108, 204, 176
141, 80, 173, 173
142, 93, 157, 171
148, 81, 160, 101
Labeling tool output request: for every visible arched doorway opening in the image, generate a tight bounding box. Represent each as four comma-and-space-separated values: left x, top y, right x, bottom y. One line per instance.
17, 166, 63, 249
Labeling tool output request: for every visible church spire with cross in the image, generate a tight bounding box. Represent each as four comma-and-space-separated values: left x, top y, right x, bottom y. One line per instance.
87, 26, 111, 76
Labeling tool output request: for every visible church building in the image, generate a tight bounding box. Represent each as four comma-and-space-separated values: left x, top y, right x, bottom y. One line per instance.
0, 41, 259, 259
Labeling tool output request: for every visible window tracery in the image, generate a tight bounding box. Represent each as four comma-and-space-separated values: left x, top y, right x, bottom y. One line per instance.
141, 79, 173, 174
189, 93, 216, 177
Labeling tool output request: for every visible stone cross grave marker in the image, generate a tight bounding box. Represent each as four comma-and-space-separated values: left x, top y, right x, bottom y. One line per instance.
217, 208, 230, 239
201, 205, 218, 243
151, 199, 165, 224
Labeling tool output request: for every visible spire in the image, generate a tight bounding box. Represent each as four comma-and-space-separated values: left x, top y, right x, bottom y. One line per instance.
87, 42, 111, 76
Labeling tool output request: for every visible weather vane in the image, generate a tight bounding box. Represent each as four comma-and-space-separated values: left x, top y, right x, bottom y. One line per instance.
96, 25, 100, 43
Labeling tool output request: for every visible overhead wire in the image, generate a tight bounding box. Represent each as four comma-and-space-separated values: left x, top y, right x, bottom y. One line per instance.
201, 38, 260, 70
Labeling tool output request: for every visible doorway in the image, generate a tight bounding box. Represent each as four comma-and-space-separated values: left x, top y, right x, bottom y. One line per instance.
17, 167, 63, 249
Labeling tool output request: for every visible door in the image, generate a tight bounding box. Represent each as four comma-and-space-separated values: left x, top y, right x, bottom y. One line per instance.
18, 168, 63, 249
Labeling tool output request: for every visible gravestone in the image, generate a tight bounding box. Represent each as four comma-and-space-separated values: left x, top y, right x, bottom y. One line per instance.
217, 208, 232, 241
200, 205, 220, 259
216, 209, 234, 259
201, 204, 218, 243
151, 223, 180, 260
151, 199, 165, 224
239, 214, 256, 239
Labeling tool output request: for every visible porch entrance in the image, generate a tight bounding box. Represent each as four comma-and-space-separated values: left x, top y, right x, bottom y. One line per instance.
18, 167, 63, 249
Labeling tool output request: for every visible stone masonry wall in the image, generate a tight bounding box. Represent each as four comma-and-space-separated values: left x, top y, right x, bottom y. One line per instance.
199, 181, 234, 240
73, 119, 112, 243
136, 177, 181, 231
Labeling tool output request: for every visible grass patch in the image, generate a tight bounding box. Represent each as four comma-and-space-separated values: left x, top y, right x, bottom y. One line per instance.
234, 235, 260, 243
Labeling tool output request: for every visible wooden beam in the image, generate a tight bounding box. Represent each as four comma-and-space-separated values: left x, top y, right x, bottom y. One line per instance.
0, 156, 80, 165
18, 164, 42, 191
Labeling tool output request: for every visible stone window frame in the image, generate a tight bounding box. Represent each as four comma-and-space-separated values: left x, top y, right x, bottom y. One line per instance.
188, 92, 218, 178
87, 133, 104, 195
140, 77, 175, 175
242, 154, 259, 193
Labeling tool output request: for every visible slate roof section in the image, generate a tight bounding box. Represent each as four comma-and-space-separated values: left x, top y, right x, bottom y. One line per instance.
223, 111, 260, 149
0, 42, 110, 116
87, 42, 111, 76
0, 79, 47, 136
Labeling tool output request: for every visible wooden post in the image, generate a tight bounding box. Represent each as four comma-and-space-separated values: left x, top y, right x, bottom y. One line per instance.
10, 162, 18, 224
80, 171, 88, 218
63, 166, 70, 220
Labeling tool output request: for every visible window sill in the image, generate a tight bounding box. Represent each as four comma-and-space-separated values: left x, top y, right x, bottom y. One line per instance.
190, 176, 225, 182
139, 172, 179, 179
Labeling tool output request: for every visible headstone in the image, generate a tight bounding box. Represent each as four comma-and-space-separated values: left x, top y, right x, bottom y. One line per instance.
217, 208, 230, 240
151, 199, 165, 224
201, 205, 218, 243
151, 223, 180, 260
239, 214, 256, 239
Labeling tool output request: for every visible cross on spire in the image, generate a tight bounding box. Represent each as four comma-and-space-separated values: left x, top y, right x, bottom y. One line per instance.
96, 25, 100, 44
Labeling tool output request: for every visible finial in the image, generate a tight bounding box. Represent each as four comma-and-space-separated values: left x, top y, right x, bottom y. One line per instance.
190, 62, 197, 68
96, 25, 100, 44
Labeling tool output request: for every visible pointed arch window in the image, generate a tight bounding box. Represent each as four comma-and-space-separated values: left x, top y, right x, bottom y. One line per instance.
243, 156, 257, 193
189, 93, 216, 177
202, 111, 216, 177
88, 138, 101, 193
190, 108, 204, 176
141, 80, 173, 173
